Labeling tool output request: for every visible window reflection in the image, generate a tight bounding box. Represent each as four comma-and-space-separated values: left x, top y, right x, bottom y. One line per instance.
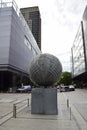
72, 23, 85, 76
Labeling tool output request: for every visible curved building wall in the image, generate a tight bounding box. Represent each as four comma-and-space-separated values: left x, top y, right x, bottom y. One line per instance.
0, 7, 41, 75
0, 4, 41, 91
0, 7, 11, 66
9, 7, 40, 74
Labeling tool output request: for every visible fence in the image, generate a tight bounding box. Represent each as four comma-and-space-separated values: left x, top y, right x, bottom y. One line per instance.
13, 98, 29, 118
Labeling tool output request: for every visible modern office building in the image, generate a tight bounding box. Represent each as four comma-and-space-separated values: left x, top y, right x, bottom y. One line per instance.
20, 6, 41, 50
71, 6, 87, 83
0, 0, 41, 92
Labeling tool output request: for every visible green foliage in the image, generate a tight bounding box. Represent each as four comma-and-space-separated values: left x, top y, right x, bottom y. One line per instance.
58, 71, 72, 85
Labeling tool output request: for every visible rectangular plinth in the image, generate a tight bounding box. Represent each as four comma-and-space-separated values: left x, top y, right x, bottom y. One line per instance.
31, 88, 58, 115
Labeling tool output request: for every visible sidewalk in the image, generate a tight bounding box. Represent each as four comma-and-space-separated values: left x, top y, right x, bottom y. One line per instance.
1, 91, 87, 130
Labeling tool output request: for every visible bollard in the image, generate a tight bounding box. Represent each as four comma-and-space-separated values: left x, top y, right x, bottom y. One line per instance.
70, 107, 71, 120
28, 98, 29, 107
67, 99, 69, 108
13, 104, 16, 118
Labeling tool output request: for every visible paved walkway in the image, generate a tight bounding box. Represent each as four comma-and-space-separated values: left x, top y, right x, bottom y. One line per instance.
0, 89, 87, 130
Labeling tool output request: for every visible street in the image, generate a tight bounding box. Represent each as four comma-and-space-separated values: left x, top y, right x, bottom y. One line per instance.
0, 89, 87, 130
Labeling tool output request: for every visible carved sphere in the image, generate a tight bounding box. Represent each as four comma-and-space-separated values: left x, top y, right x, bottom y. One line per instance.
29, 53, 62, 86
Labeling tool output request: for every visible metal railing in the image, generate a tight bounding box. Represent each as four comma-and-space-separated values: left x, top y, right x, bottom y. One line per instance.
0, 0, 18, 11
66, 99, 72, 120
13, 98, 29, 118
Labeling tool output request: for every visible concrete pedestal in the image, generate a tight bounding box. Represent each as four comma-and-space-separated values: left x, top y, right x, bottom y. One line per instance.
31, 88, 58, 115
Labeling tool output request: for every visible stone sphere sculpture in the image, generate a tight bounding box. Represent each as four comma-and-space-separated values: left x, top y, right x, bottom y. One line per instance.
29, 53, 62, 86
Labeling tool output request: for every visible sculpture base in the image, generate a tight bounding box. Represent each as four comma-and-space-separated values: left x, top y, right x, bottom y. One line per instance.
31, 88, 58, 115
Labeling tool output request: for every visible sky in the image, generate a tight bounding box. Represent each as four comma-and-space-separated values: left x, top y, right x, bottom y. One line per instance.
16, 0, 87, 72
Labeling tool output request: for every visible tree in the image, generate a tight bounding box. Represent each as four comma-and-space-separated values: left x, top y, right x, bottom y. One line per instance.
58, 71, 72, 85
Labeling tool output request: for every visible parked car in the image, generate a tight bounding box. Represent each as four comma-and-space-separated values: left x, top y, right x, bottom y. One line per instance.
16, 85, 31, 93
59, 85, 69, 92
69, 85, 75, 91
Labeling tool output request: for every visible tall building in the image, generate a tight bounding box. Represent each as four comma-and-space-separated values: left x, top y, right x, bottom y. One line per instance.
20, 6, 41, 50
0, 0, 41, 92
71, 6, 87, 83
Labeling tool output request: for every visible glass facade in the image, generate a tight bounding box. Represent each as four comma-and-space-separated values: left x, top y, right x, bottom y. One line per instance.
72, 23, 85, 77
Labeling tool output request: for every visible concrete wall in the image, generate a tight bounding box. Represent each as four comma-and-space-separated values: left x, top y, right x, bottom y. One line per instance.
31, 88, 58, 115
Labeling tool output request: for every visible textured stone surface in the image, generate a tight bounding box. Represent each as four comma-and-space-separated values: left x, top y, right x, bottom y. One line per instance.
31, 88, 58, 115
29, 53, 62, 86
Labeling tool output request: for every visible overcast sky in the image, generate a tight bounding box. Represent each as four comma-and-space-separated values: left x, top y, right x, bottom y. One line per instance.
16, 0, 87, 72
